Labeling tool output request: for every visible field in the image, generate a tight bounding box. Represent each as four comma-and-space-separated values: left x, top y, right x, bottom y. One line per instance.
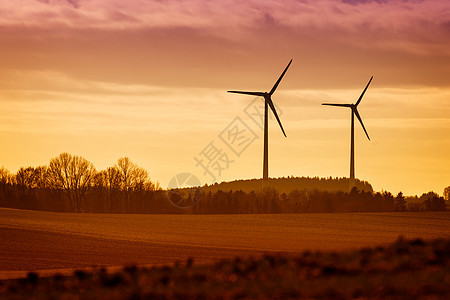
0, 207, 448, 299
0, 208, 449, 279
1, 238, 449, 299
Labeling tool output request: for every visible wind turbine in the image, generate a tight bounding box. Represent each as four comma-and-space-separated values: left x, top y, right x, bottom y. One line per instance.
322, 76, 373, 188
228, 59, 292, 180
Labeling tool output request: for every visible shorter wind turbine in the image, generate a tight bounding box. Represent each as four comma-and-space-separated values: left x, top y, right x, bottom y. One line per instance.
228, 59, 292, 180
322, 76, 373, 188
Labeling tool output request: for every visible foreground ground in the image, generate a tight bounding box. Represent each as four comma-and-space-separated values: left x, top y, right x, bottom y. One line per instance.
0, 208, 449, 279
0, 238, 449, 299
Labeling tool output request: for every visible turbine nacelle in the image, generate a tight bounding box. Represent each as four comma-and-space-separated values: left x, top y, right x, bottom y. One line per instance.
321, 76, 373, 184
227, 59, 292, 138
227, 59, 292, 180
322, 76, 373, 141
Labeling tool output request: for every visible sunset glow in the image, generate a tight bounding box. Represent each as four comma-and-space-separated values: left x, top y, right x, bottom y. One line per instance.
0, 0, 449, 195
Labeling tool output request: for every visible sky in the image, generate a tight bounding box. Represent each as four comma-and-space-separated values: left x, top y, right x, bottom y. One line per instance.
0, 0, 449, 196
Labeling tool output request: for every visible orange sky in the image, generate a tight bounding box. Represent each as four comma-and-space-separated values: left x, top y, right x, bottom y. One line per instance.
0, 0, 449, 196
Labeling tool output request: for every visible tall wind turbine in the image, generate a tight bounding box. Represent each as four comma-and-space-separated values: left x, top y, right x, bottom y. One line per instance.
228, 59, 292, 180
322, 76, 373, 187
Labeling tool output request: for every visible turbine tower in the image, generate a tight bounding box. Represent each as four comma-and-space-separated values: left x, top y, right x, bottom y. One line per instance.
322, 76, 373, 188
228, 59, 292, 180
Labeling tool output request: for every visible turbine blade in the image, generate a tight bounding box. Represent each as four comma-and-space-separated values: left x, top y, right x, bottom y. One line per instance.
227, 91, 265, 97
266, 97, 287, 137
355, 76, 373, 106
354, 108, 370, 140
322, 103, 352, 107
269, 59, 293, 96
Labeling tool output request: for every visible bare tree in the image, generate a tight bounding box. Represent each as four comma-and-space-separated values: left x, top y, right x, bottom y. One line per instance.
116, 157, 136, 212
93, 170, 107, 211
34, 166, 48, 189
106, 166, 121, 188
0, 167, 10, 204
0, 167, 9, 182
116, 158, 158, 212
117, 157, 134, 189
132, 166, 149, 211
394, 192, 407, 212
444, 186, 450, 202
106, 166, 121, 211
133, 166, 149, 192
47, 153, 96, 212
15, 167, 38, 195
71, 155, 96, 212
47, 152, 71, 193
92, 167, 122, 212
144, 180, 161, 192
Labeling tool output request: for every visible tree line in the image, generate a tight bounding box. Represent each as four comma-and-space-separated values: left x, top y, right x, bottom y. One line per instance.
186, 188, 446, 213
0, 153, 447, 213
0, 153, 161, 213
202, 177, 373, 194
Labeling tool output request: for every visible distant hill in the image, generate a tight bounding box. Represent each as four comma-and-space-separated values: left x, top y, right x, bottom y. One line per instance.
202, 177, 373, 194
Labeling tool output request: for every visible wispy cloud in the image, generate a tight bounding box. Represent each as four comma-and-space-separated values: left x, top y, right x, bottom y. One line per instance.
0, 1, 449, 195
35, 0, 81, 9
1, 0, 448, 54
1, 0, 448, 89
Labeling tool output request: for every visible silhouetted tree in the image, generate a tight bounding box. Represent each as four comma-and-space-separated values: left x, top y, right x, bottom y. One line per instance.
47, 153, 96, 212
2, 155, 447, 214
14, 166, 49, 209
93, 170, 108, 211
380, 191, 395, 211
444, 186, 450, 202
35, 166, 48, 189
115, 157, 158, 212
116, 157, 135, 212
0, 167, 10, 205
202, 177, 373, 194
106, 166, 121, 212
15, 167, 40, 195
132, 166, 149, 211
423, 195, 446, 211
394, 192, 407, 212
419, 191, 439, 201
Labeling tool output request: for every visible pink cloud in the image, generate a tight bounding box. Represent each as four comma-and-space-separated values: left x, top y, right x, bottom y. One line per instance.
0, 0, 449, 88
12, 1, 444, 55
0, 1, 444, 32
36, 0, 80, 8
